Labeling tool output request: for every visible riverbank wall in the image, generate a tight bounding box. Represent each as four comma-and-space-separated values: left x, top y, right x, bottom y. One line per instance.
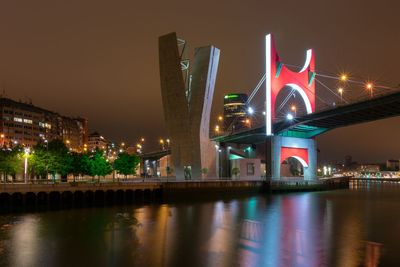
0, 177, 349, 212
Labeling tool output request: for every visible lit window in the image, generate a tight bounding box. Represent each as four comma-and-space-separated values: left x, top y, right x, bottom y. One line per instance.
247, 163, 255, 175
13, 117, 23, 123
23, 119, 33, 124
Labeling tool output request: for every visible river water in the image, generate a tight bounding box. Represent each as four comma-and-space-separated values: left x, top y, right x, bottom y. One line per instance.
0, 186, 398, 267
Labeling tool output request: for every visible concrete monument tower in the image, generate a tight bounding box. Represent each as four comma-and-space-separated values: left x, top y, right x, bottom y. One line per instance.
159, 32, 220, 180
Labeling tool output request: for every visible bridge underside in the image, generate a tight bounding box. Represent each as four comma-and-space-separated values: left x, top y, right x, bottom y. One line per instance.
212, 91, 400, 180
214, 91, 400, 144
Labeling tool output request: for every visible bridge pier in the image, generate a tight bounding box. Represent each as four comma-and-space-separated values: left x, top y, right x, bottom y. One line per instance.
266, 136, 317, 181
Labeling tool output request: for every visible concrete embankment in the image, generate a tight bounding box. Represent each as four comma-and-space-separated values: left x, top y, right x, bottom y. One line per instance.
0, 177, 349, 212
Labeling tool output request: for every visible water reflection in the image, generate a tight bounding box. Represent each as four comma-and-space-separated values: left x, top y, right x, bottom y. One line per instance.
0, 188, 393, 266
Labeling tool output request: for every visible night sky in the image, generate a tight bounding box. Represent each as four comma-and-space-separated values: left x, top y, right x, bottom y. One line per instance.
0, 0, 399, 163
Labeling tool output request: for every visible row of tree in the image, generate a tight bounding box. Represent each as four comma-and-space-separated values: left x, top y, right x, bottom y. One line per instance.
0, 139, 140, 182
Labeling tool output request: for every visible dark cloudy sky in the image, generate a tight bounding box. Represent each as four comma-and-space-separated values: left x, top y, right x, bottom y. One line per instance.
0, 0, 399, 163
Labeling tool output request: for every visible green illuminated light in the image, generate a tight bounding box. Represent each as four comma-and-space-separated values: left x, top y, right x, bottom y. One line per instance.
224, 94, 239, 99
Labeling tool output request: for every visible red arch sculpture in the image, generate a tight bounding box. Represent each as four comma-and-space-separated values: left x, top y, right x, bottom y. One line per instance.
265, 34, 316, 135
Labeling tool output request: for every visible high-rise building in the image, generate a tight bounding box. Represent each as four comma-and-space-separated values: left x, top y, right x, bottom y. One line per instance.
0, 97, 88, 150
223, 93, 248, 131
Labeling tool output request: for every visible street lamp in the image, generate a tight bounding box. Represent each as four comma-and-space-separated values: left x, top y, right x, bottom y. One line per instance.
338, 87, 343, 101
214, 125, 220, 134
340, 73, 348, 82
217, 115, 223, 122
24, 147, 31, 184
291, 105, 296, 116
136, 143, 142, 154
366, 82, 373, 97
159, 139, 165, 150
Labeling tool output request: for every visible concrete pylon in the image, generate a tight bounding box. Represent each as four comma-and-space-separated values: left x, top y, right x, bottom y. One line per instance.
159, 32, 220, 180
266, 136, 317, 180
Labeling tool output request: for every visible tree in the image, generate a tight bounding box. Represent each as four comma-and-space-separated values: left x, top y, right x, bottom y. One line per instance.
201, 168, 208, 178
89, 149, 112, 182
47, 139, 71, 181
70, 152, 89, 182
231, 167, 240, 179
0, 146, 23, 182
113, 152, 140, 180
30, 139, 72, 182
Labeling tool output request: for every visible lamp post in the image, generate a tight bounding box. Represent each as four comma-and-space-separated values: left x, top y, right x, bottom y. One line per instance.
366, 83, 373, 98
159, 139, 165, 150
338, 88, 343, 102
24, 147, 30, 184
291, 105, 297, 117
214, 125, 220, 135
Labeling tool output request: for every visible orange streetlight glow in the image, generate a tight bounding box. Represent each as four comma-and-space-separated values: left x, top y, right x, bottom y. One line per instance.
340, 74, 348, 81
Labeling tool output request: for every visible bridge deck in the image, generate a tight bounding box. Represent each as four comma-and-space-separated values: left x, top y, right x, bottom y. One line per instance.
213, 91, 400, 144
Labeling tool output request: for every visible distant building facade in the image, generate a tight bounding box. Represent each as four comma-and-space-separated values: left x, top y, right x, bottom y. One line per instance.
87, 132, 109, 151
223, 93, 248, 131
0, 97, 87, 150
386, 159, 400, 171
358, 164, 380, 172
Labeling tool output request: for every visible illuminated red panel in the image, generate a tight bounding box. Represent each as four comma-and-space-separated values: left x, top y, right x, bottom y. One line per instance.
265, 34, 315, 135
280, 147, 309, 167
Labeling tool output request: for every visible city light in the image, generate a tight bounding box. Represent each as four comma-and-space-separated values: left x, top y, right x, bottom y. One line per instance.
214, 125, 220, 133
340, 73, 348, 82
366, 82, 374, 97
291, 105, 297, 116
140, 137, 145, 142
217, 115, 223, 121
286, 113, 294, 120
338, 87, 344, 100
247, 107, 254, 115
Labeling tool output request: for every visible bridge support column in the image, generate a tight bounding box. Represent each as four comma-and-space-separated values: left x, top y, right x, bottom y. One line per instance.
216, 144, 231, 179
266, 136, 317, 181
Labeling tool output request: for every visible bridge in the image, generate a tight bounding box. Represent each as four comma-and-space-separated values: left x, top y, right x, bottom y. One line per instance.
157, 32, 400, 181
214, 90, 400, 143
